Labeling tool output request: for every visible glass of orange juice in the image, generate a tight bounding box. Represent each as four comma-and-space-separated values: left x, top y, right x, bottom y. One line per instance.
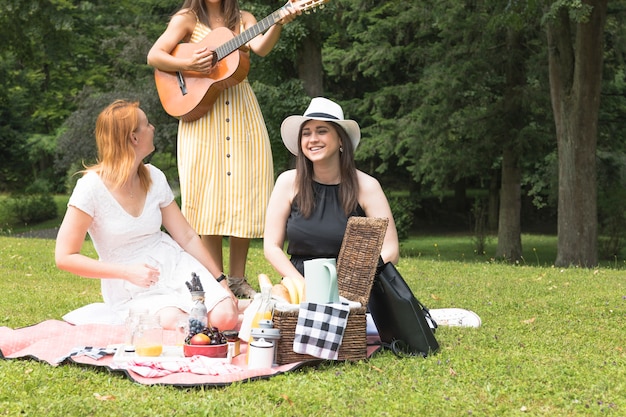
134, 315, 163, 357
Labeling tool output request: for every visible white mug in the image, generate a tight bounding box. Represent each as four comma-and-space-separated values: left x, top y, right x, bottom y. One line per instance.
247, 338, 274, 369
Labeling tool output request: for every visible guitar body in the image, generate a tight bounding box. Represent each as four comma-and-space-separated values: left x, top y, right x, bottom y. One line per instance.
154, 27, 251, 122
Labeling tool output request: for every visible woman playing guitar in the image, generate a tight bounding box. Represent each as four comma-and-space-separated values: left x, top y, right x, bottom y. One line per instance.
147, 0, 301, 298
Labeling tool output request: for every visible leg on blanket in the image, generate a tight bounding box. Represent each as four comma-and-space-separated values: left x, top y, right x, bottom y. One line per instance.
156, 307, 189, 330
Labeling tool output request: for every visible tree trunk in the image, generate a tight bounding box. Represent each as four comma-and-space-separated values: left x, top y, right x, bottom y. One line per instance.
297, 34, 324, 97
496, 146, 522, 261
488, 169, 499, 232
495, 28, 524, 262
546, 1, 607, 267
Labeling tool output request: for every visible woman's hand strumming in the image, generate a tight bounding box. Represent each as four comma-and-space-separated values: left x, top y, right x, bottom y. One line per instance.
188, 47, 217, 73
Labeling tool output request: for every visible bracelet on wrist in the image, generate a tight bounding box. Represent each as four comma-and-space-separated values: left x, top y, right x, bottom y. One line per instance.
216, 273, 227, 283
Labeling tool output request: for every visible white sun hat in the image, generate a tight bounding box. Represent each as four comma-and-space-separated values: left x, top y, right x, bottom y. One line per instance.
280, 97, 361, 156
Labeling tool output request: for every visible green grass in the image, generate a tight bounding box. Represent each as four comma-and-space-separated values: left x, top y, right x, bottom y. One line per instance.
400, 233, 626, 269
1, 235, 625, 416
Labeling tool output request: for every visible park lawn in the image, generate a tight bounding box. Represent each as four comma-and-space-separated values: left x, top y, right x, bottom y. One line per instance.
1, 235, 625, 416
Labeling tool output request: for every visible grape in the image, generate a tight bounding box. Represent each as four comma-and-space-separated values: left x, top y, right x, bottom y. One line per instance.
188, 318, 205, 337
183, 320, 227, 344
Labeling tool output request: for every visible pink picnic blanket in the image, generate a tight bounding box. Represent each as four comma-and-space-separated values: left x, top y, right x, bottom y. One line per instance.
0, 320, 381, 387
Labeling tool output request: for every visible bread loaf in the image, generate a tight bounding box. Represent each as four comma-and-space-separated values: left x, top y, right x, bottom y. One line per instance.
271, 283, 291, 303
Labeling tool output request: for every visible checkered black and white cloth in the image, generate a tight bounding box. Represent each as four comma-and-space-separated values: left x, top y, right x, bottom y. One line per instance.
293, 302, 350, 360
56, 346, 117, 363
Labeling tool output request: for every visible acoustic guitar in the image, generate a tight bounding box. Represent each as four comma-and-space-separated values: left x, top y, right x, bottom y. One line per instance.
154, 0, 329, 122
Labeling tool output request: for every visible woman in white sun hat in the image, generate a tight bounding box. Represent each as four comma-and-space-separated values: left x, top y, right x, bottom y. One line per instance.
263, 97, 399, 279
263, 97, 481, 329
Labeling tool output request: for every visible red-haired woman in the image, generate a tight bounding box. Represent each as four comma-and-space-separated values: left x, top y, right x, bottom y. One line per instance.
55, 100, 238, 330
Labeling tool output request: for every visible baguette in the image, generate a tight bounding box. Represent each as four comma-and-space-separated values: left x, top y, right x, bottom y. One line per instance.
258, 273, 273, 290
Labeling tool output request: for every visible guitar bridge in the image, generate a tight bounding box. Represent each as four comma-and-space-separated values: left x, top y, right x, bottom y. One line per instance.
176, 71, 188, 96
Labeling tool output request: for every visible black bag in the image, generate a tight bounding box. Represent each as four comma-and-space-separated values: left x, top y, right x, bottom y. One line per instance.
368, 261, 439, 357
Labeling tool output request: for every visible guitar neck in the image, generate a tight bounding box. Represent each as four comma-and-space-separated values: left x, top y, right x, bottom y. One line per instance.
215, 10, 282, 61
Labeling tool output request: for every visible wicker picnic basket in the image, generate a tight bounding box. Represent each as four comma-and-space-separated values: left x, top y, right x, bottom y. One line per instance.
273, 217, 389, 365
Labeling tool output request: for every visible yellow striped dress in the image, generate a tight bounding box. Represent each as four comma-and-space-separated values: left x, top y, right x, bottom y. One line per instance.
177, 20, 274, 239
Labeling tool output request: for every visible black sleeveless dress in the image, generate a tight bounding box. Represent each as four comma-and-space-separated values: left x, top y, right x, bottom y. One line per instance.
286, 182, 365, 275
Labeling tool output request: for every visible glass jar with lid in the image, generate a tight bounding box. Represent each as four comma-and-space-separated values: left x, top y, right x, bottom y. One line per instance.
133, 314, 163, 357
189, 290, 208, 336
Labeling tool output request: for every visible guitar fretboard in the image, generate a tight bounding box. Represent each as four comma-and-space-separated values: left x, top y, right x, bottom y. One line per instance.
215, 10, 282, 60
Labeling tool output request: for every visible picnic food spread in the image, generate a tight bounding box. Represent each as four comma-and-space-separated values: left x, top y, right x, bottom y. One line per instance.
259, 273, 304, 304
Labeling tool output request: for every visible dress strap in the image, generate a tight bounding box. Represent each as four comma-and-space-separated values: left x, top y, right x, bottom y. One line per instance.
190, 8, 199, 23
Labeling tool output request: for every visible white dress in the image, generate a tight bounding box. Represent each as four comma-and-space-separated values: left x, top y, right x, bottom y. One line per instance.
64, 164, 229, 324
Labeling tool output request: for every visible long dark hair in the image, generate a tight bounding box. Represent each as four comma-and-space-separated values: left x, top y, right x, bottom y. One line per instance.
178, 0, 240, 31
294, 122, 359, 218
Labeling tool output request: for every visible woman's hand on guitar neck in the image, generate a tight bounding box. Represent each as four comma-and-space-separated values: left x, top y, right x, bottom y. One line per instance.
277, 0, 302, 26
188, 47, 217, 73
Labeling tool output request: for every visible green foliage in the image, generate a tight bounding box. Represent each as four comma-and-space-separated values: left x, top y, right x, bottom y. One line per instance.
53, 0, 325, 183
252, 80, 310, 174
1, 0, 106, 130
386, 192, 419, 241
0, 0, 168, 190
244, 0, 339, 174
323, 0, 556, 205
0, 53, 32, 191
0, 194, 68, 236
54, 78, 171, 181
597, 150, 626, 260
523, 150, 559, 210
2, 0, 626, 267
5, 180, 58, 225
62, 162, 84, 197
543, 0, 594, 23
6, 194, 57, 225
